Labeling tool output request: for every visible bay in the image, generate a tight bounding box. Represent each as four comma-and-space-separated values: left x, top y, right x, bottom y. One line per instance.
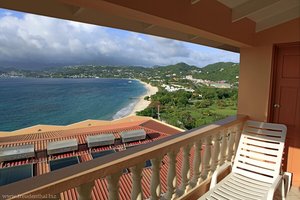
0, 78, 146, 131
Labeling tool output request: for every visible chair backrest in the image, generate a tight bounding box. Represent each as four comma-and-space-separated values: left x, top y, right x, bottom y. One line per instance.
232, 120, 287, 183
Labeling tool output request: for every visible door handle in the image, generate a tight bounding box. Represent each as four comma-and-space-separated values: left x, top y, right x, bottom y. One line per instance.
274, 104, 280, 108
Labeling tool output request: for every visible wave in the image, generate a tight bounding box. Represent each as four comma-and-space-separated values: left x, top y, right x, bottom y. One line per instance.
112, 100, 138, 120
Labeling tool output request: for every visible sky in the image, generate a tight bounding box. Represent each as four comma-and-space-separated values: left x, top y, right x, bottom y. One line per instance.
0, 9, 239, 69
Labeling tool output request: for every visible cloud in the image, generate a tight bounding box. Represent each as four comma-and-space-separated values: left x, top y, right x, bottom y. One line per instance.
0, 11, 239, 69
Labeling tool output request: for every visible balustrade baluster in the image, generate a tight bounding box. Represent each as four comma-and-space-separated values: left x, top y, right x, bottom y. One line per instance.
211, 133, 221, 173
179, 144, 191, 195
200, 136, 212, 181
191, 140, 202, 187
219, 130, 228, 166
77, 181, 94, 200
107, 171, 122, 200
163, 150, 179, 200
150, 157, 163, 200
130, 163, 144, 200
227, 128, 235, 162
234, 124, 242, 155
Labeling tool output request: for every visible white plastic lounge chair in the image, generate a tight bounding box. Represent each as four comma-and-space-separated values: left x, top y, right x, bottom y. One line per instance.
199, 120, 287, 200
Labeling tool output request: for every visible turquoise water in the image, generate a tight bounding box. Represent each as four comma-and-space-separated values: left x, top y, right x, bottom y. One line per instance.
0, 78, 146, 131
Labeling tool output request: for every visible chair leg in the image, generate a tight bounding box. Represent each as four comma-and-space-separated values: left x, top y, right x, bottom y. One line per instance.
283, 172, 292, 192
281, 179, 286, 200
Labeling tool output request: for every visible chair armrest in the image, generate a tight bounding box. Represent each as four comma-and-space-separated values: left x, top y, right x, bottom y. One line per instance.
266, 175, 282, 200
210, 162, 231, 189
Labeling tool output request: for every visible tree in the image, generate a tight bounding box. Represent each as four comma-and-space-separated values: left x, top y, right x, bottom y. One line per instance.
202, 88, 217, 99
144, 96, 150, 101
177, 96, 189, 106
180, 112, 196, 130
136, 107, 157, 118
195, 99, 213, 108
216, 89, 230, 99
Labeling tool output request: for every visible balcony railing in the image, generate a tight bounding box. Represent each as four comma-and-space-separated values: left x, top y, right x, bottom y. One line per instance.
0, 115, 247, 200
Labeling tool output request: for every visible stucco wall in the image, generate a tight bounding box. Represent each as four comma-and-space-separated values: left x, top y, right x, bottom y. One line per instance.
237, 18, 300, 121
238, 46, 273, 121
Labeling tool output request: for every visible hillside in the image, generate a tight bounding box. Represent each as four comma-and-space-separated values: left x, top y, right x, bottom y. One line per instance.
154, 62, 198, 75
152, 62, 239, 83
193, 62, 239, 83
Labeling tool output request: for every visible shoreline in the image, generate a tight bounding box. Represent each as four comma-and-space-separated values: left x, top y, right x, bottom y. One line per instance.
128, 80, 158, 116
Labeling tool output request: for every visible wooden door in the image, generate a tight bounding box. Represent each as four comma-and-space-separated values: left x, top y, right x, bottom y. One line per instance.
271, 42, 300, 186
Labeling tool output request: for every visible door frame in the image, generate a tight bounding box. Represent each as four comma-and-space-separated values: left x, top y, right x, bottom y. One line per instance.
267, 41, 300, 122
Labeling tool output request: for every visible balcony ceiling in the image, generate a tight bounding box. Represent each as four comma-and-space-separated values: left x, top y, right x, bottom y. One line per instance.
217, 0, 300, 32
0, 0, 299, 52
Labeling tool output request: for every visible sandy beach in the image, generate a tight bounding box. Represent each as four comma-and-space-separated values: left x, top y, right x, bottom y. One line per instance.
129, 81, 158, 116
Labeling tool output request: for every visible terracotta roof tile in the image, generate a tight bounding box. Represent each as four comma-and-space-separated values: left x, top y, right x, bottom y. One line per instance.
141, 120, 183, 135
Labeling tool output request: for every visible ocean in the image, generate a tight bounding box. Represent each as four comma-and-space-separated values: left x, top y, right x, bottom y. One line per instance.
0, 78, 146, 131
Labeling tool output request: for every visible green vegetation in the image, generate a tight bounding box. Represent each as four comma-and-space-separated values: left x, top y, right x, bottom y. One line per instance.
153, 62, 198, 75
137, 87, 238, 130
193, 62, 239, 84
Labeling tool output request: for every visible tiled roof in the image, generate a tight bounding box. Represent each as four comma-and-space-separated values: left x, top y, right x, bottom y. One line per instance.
0, 126, 168, 151
0, 117, 184, 200
0, 116, 153, 136
141, 118, 184, 135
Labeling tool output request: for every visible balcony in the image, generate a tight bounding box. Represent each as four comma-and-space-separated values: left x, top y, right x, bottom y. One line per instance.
0, 115, 299, 200
0, 115, 247, 199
